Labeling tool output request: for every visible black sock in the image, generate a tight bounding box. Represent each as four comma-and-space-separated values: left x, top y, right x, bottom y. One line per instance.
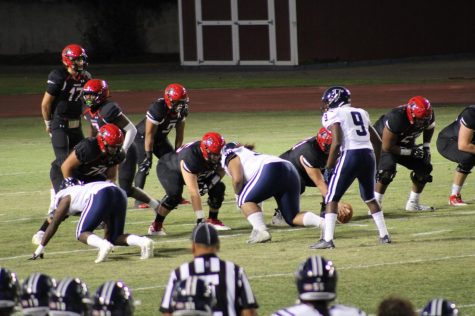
208, 211, 218, 220
154, 213, 165, 223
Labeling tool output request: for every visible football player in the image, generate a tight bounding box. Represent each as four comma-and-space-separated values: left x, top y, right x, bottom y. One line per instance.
272, 255, 367, 316
133, 83, 190, 208
273, 127, 332, 225
30, 181, 154, 263
20, 272, 56, 316
221, 142, 325, 243
41, 44, 91, 230
170, 276, 215, 316
311, 86, 390, 249
48, 277, 91, 316
92, 281, 134, 315
420, 298, 458, 316
0, 268, 20, 316
149, 132, 230, 235
373, 96, 435, 211
82, 79, 161, 213
31, 124, 126, 244
436, 105, 475, 206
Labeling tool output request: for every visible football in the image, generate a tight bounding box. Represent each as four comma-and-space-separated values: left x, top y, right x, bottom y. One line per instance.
337, 202, 353, 224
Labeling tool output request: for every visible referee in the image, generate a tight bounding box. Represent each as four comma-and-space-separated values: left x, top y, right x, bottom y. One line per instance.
160, 223, 259, 316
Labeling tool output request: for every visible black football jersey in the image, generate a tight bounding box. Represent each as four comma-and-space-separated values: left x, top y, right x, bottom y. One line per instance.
47, 68, 91, 119
440, 105, 475, 142
136, 98, 187, 139
73, 137, 125, 182
373, 106, 435, 146
83, 100, 122, 132
280, 137, 326, 186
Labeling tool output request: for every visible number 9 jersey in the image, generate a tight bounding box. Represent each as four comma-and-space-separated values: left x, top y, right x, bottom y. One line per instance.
321, 105, 373, 151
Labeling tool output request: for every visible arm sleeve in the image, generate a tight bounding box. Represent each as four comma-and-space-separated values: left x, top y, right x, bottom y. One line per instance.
122, 122, 137, 153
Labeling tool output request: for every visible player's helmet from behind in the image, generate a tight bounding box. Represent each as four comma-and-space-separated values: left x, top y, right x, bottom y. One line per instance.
0, 268, 20, 315
316, 127, 332, 154
20, 272, 56, 316
49, 277, 91, 316
97, 124, 124, 154
171, 276, 215, 316
321, 86, 351, 113
92, 281, 134, 316
200, 132, 225, 165
421, 299, 458, 316
295, 255, 337, 302
164, 83, 189, 118
83, 79, 110, 112
406, 96, 432, 128
61, 44, 88, 72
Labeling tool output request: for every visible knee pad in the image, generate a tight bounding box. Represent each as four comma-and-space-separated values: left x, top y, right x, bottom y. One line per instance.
376, 170, 396, 185
410, 171, 433, 184
161, 195, 181, 210
456, 163, 472, 175
207, 182, 225, 209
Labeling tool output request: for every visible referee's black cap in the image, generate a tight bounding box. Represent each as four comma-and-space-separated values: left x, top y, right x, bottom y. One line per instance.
191, 223, 219, 246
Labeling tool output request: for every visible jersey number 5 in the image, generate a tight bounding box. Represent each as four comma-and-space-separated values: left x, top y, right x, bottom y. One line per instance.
351, 111, 367, 136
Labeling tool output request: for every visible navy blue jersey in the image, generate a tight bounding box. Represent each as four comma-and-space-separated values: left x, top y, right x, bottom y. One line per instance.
47, 68, 91, 120
373, 106, 435, 146
83, 100, 122, 132
280, 136, 327, 186
73, 137, 125, 182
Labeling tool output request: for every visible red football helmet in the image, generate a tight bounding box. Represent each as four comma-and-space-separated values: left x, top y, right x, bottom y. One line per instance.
406, 96, 432, 127
317, 127, 332, 154
61, 44, 88, 72
200, 132, 225, 163
97, 124, 124, 153
83, 79, 110, 110
164, 83, 189, 111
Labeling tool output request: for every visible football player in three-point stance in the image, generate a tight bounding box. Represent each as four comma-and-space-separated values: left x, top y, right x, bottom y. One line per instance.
311, 86, 390, 249
220, 142, 325, 243
373, 96, 435, 212
437, 105, 475, 206
272, 255, 367, 316
133, 83, 190, 208
149, 132, 230, 235
82, 79, 162, 215
40, 44, 92, 236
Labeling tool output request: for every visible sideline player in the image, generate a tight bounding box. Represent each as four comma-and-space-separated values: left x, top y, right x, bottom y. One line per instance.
437, 105, 475, 206
149, 132, 230, 235
373, 96, 435, 211
310, 86, 390, 249
31, 181, 154, 263
133, 83, 189, 208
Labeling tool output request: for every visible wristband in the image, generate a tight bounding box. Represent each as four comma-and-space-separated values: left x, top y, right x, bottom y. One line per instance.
400, 148, 411, 156
34, 245, 45, 256
44, 120, 51, 128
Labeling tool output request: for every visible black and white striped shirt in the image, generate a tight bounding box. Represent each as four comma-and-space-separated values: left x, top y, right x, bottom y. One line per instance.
160, 254, 259, 316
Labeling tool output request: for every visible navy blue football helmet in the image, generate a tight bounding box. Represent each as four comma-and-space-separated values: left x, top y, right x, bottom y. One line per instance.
171, 276, 215, 316
49, 277, 91, 316
321, 86, 351, 112
0, 268, 20, 315
295, 255, 337, 302
421, 298, 458, 316
92, 281, 134, 316
20, 272, 56, 315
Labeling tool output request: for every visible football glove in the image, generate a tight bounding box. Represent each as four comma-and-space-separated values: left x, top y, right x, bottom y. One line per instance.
410, 146, 424, 159
139, 152, 153, 175
423, 145, 431, 164
323, 167, 334, 184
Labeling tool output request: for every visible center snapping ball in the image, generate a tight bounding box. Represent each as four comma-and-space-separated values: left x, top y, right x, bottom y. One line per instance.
337, 202, 353, 224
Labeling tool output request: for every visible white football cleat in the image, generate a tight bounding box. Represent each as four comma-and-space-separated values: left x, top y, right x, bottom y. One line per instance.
95, 241, 114, 263
270, 209, 287, 227
405, 200, 435, 212
32, 231, 44, 245
247, 229, 271, 244
140, 237, 154, 260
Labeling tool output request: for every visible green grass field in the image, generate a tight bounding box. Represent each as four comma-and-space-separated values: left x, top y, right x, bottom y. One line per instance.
1, 106, 475, 315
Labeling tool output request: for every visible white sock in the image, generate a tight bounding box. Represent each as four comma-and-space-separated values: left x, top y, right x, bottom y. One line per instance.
48, 188, 56, 213
302, 212, 324, 228
126, 235, 143, 246
372, 211, 389, 237
408, 191, 420, 202
87, 234, 106, 248
323, 213, 337, 242
247, 212, 267, 231
195, 210, 205, 220
374, 192, 383, 205
451, 184, 462, 196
